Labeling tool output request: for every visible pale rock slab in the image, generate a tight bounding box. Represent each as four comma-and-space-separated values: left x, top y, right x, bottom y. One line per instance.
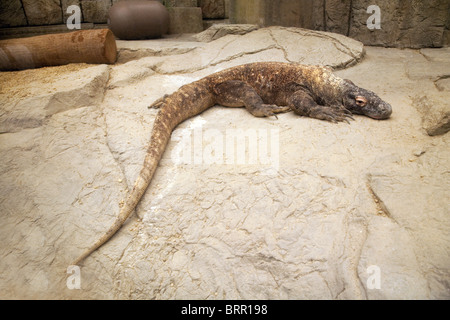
0, 28, 448, 300
0, 64, 109, 133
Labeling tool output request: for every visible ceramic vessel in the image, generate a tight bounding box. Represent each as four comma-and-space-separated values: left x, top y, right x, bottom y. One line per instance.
108, 0, 169, 40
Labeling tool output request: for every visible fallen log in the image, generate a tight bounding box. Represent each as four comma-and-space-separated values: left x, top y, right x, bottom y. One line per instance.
0, 29, 117, 71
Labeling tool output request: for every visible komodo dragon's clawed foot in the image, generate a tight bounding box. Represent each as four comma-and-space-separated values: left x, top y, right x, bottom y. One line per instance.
311, 106, 355, 123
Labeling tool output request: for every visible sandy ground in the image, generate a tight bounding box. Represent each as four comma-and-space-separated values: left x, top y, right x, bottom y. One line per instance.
0, 27, 449, 299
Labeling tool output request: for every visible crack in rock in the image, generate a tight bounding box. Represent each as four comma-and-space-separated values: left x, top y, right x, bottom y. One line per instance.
366, 174, 393, 220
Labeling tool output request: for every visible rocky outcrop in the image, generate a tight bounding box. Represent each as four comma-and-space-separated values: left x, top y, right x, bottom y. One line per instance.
413, 95, 450, 136
193, 23, 258, 42
408, 48, 450, 136
0, 27, 448, 299
0, 64, 109, 133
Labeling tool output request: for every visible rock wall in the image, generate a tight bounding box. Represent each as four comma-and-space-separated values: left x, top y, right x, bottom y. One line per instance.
0, 0, 112, 26
229, 0, 450, 48
0, 1, 229, 26
0, 0, 230, 37
349, 0, 450, 48
0, 0, 448, 47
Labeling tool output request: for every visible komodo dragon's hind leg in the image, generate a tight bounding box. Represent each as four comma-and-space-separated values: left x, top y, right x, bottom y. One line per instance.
149, 94, 169, 109
213, 80, 290, 118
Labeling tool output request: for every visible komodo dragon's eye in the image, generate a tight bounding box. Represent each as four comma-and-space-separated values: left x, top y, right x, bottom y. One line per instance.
355, 96, 368, 107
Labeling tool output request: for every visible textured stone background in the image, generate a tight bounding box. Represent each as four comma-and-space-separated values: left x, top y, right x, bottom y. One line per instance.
0, 0, 449, 48
0, 26, 449, 299
229, 0, 450, 48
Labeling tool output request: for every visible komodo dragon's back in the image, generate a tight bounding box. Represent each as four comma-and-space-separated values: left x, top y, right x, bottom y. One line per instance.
71, 62, 392, 266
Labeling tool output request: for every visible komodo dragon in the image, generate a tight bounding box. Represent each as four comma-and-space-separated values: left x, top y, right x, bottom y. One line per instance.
72, 62, 392, 266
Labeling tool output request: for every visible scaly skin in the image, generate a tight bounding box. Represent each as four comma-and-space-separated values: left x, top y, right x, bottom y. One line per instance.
72, 62, 392, 266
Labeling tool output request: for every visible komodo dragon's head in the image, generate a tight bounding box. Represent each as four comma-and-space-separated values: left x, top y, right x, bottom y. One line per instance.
342, 80, 392, 120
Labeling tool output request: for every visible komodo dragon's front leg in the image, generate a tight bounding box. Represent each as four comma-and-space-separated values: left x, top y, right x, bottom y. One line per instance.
288, 88, 354, 123
213, 80, 290, 118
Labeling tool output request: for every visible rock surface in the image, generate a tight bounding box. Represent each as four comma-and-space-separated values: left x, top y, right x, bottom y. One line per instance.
21, 0, 63, 25
349, 0, 450, 48
0, 0, 27, 27
230, 0, 450, 48
81, 0, 111, 24
0, 27, 449, 299
117, 27, 365, 74
167, 7, 204, 34
193, 23, 258, 42
199, 0, 226, 19
407, 48, 450, 136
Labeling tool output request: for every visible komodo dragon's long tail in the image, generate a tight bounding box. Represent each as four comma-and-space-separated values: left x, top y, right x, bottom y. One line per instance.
71, 80, 214, 266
